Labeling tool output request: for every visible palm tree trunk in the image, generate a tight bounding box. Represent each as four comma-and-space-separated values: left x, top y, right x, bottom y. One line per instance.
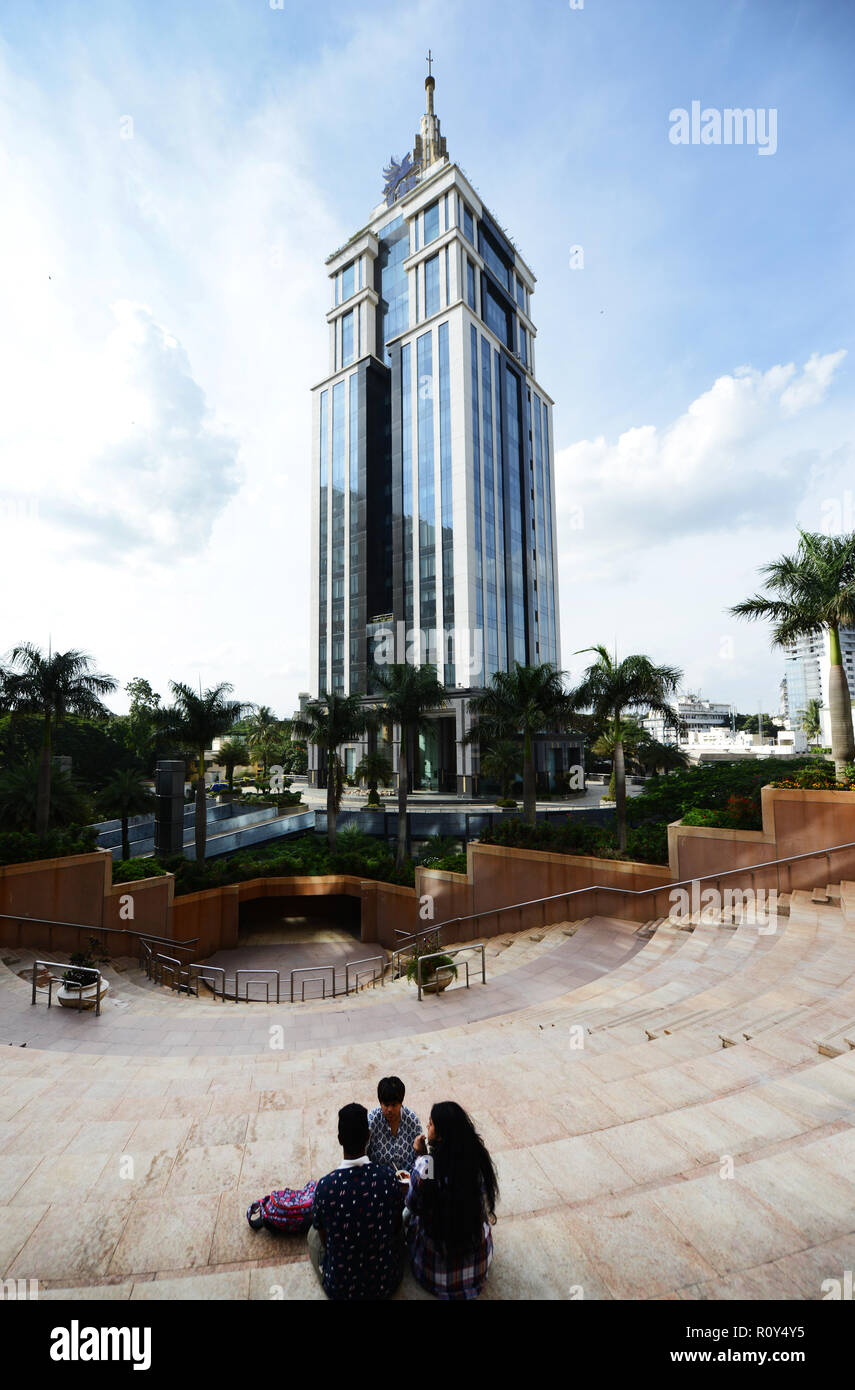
327, 748, 337, 850
614, 739, 627, 852
195, 752, 207, 863
522, 731, 537, 827
828, 627, 855, 779
396, 727, 409, 869
36, 714, 52, 838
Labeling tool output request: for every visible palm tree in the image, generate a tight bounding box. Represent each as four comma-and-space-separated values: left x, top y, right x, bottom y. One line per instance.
571, 648, 683, 851
591, 719, 648, 800
97, 769, 156, 860
637, 736, 690, 779
0, 645, 117, 836
730, 531, 855, 778
372, 664, 447, 867
0, 756, 93, 832
354, 750, 394, 807
467, 663, 575, 827
291, 694, 373, 849
160, 683, 245, 862
245, 706, 286, 786
217, 739, 251, 791
799, 697, 824, 748
480, 739, 524, 803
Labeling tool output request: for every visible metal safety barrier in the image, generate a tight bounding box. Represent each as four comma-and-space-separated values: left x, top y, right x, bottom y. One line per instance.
414, 944, 487, 1002
30, 960, 104, 1017
235, 969, 281, 1004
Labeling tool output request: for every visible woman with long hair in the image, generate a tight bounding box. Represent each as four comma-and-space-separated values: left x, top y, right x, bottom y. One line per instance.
405, 1101, 499, 1300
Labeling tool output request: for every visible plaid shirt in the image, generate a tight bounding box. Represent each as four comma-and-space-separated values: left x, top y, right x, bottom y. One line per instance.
405, 1155, 494, 1300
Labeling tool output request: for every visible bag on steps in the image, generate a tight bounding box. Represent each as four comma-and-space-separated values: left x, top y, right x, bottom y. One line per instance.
247, 1182, 317, 1234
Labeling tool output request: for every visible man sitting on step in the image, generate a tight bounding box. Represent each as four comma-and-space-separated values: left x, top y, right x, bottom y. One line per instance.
367, 1075, 422, 1176
309, 1103, 405, 1301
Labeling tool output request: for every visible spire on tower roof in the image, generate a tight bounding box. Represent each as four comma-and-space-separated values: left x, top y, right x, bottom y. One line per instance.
414, 50, 447, 173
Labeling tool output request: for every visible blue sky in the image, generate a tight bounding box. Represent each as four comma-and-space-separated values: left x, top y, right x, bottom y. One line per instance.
1, 0, 853, 718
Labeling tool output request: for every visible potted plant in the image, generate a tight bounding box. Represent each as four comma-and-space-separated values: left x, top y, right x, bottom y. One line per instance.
404, 933, 458, 995
58, 938, 110, 1010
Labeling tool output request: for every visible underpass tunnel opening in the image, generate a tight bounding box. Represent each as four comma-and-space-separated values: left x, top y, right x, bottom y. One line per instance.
237, 894, 362, 942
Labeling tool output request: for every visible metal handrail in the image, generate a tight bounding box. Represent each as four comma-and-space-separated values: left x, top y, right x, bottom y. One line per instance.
235, 969, 281, 1004
397, 837, 855, 955
155, 955, 183, 989
31, 960, 104, 1017
414, 945, 487, 1002
0, 912, 199, 958
345, 955, 386, 994
188, 963, 226, 1001
290, 965, 336, 1003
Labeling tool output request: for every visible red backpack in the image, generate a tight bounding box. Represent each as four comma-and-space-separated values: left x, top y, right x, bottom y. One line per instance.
247, 1183, 317, 1234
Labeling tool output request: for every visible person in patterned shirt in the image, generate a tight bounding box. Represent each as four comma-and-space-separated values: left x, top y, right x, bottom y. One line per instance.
405, 1101, 499, 1300
310, 1104, 405, 1301
367, 1077, 422, 1175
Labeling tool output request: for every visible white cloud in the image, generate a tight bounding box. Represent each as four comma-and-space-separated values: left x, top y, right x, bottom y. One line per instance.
555, 351, 848, 576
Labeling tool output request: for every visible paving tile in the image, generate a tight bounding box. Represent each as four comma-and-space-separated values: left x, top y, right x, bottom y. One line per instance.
108, 1194, 220, 1277
9, 1198, 132, 1281
562, 1192, 718, 1299
650, 1175, 809, 1276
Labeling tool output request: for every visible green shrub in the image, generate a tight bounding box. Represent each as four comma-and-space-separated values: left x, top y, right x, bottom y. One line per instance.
0, 825, 98, 868
112, 858, 167, 883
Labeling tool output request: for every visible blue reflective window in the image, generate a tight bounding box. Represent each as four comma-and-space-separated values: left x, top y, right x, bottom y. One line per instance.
341, 262, 355, 302
424, 254, 440, 319
377, 217, 409, 363
484, 283, 511, 348
462, 204, 474, 244
519, 324, 527, 368
342, 310, 355, 367
515, 276, 527, 312
467, 260, 476, 310
480, 227, 511, 291
439, 322, 455, 685
402, 344, 414, 629
417, 333, 436, 632
424, 200, 440, 245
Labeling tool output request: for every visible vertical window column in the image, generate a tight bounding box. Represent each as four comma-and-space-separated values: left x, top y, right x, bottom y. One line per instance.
438, 323, 455, 687
417, 332, 436, 643
318, 390, 329, 693
331, 382, 346, 692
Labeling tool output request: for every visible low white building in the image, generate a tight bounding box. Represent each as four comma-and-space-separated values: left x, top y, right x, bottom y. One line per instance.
681, 728, 809, 764
643, 695, 733, 747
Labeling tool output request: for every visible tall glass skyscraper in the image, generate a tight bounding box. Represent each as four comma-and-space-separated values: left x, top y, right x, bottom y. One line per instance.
309, 69, 572, 794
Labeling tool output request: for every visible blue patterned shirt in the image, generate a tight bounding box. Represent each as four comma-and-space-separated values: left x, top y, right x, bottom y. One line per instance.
367, 1105, 422, 1173
312, 1160, 404, 1301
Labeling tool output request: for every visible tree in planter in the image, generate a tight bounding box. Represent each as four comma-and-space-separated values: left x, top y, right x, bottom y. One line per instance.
372, 664, 448, 869
480, 739, 524, 805
159, 683, 245, 863
291, 694, 373, 849
354, 750, 394, 808
404, 932, 458, 991
0, 645, 117, 837
217, 739, 251, 792
731, 531, 855, 780
799, 697, 823, 748
570, 647, 683, 852
467, 664, 576, 828
96, 769, 156, 861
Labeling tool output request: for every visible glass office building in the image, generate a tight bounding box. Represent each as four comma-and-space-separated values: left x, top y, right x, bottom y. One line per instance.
309, 72, 572, 793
